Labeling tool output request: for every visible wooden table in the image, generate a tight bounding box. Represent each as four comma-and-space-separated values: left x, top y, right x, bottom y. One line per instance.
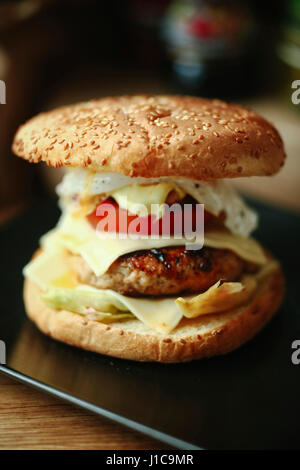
0, 375, 170, 450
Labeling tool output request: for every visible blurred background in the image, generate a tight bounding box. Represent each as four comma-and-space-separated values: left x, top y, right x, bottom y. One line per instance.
0, 0, 299, 222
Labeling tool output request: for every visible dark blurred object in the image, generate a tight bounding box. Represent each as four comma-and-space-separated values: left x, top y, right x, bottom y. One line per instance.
0, 0, 291, 221
0, 0, 56, 213
0, 0, 131, 214
162, 0, 261, 98
277, 0, 300, 105
129, 0, 171, 69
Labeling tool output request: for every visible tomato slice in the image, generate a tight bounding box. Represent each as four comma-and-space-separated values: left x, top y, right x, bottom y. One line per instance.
87, 199, 134, 233
87, 198, 213, 236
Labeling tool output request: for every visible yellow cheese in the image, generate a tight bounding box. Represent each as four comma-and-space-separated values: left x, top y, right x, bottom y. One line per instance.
23, 247, 69, 291
111, 183, 186, 218
51, 272, 78, 289
204, 228, 267, 265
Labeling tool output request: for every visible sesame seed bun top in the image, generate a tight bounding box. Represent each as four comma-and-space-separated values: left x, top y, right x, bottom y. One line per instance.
12, 95, 286, 180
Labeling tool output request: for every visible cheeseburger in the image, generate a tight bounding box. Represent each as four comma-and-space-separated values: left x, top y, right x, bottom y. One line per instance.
13, 95, 285, 362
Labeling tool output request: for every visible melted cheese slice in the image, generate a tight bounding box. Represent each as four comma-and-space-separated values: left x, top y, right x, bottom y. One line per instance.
203, 228, 266, 265
111, 183, 186, 218
41, 212, 266, 278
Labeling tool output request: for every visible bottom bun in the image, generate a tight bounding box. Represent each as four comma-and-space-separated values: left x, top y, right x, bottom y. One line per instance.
23, 265, 284, 363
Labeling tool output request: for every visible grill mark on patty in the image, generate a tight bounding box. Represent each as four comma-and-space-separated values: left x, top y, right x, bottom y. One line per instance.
123, 247, 213, 278
71, 246, 258, 297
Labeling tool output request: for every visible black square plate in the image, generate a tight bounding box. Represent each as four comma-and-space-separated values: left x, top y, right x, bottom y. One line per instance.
1, 198, 300, 450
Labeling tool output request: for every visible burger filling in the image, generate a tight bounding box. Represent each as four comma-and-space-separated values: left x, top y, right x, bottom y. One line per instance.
70, 247, 256, 297
24, 168, 275, 334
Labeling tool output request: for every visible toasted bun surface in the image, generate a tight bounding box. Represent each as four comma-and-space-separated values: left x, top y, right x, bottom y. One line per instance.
13, 95, 285, 180
24, 261, 284, 363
